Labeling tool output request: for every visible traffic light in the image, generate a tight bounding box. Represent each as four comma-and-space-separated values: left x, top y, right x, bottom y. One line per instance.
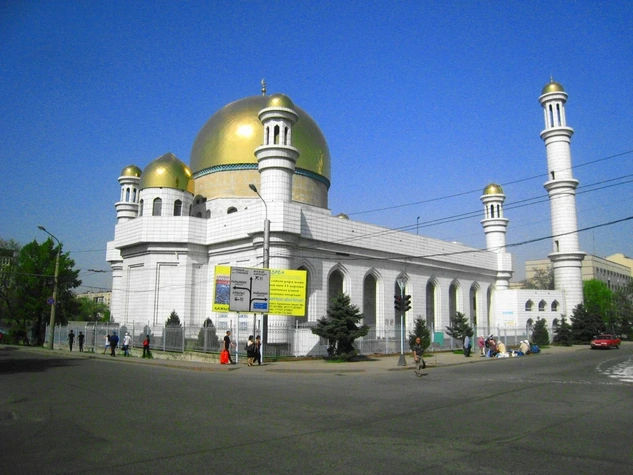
403, 294, 412, 312
394, 295, 402, 312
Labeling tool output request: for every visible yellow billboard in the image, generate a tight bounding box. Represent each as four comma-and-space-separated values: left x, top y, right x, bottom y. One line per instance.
212, 266, 307, 316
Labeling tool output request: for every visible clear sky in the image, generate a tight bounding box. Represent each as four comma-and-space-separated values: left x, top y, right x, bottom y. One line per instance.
2, 0, 632, 293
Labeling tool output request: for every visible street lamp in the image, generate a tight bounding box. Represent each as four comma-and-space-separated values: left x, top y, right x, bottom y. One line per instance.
248, 184, 269, 268
38, 225, 61, 350
249, 184, 270, 360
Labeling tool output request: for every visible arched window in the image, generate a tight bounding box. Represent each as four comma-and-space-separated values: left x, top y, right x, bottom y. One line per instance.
328, 269, 344, 309
525, 300, 534, 312
526, 318, 534, 336
227, 207, 237, 214
152, 198, 162, 216
138, 199, 144, 217
551, 300, 559, 312
538, 300, 546, 312
274, 125, 280, 144
125, 188, 130, 201
132, 188, 137, 202
205, 210, 211, 219
196, 212, 202, 218
173, 200, 182, 216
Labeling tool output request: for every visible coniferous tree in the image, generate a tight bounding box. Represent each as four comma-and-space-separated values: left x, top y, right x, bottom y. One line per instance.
570, 304, 605, 343
531, 317, 550, 346
312, 293, 369, 357
408, 317, 431, 352
165, 310, 181, 327
197, 318, 219, 350
445, 312, 474, 344
552, 316, 572, 346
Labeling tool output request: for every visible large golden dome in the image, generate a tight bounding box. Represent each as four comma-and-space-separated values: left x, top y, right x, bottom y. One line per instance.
139, 152, 194, 193
190, 95, 331, 183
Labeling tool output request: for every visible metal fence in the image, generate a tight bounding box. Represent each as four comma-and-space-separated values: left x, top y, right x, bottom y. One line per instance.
46, 321, 557, 358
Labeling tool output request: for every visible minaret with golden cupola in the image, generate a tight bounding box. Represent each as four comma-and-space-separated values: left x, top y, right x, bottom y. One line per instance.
539, 79, 585, 313
480, 183, 512, 290
254, 93, 300, 203
116, 165, 142, 222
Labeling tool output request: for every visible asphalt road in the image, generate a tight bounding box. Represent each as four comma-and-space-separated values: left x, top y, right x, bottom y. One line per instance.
1, 344, 632, 474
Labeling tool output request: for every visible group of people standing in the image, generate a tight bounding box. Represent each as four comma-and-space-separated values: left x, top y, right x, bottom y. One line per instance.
222, 330, 261, 366
66, 330, 149, 357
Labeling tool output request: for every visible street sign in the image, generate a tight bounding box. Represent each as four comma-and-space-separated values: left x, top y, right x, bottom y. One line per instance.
47, 297, 55, 305
229, 267, 270, 312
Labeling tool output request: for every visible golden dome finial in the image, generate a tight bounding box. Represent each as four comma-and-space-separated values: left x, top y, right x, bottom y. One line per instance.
261, 78, 267, 96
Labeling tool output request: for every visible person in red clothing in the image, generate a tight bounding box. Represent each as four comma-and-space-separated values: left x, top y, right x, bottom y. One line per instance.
142, 335, 151, 358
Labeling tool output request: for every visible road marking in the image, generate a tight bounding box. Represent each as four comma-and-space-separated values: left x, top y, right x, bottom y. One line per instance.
597, 355, 633, 384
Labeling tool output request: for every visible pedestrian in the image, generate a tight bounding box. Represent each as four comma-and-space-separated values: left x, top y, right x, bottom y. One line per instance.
477, 335, 485, 356
122, 332, 132, 357
224, 330, 236, 364
254, 335, 262, 365
78, 331, 85, 352
68, 330, 75, 351
109, 332, 119, 357
103, 334, 110, 354
246, 335, 255, 366
142, 334, 151, 358
412, 336, 426, 376
463, 334, 471, 357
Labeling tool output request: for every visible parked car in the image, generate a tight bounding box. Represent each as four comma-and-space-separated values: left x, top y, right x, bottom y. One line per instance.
590, 334, 621, 349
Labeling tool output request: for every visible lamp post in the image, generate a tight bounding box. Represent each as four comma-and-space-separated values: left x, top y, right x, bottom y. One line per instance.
248, 184, 270, 359
38, 225, 61, 350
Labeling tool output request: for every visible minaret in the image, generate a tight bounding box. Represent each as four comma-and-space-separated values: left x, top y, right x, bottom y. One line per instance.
480, 183, 512, 290
254, 94, 300, 203
539, 79, 585, 313
115, 165, 142, 222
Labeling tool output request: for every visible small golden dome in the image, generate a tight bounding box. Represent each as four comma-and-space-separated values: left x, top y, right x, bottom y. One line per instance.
121, 165, 142, 177
541, 79, 565, 95
483, 183, 504, 195
266, 93, 294, 109
140, 153, 194, 193
336, 213, 350, 220
190, 95, 330, 181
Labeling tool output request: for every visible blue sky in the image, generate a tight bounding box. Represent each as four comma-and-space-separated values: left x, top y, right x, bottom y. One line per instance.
2, 0, 632, 292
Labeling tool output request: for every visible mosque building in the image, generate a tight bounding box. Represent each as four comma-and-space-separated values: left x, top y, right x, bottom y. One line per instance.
106, 79, 582, 346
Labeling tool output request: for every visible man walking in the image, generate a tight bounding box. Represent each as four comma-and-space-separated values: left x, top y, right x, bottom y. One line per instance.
77, 331, 85, 352
68, 330, 75, 351
109, 332, 119, 357
224, 330, 236, 364
412, 337, 426, 376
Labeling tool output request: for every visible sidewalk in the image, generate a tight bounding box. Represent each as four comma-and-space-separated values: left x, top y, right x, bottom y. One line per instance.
3, 343, 589, 374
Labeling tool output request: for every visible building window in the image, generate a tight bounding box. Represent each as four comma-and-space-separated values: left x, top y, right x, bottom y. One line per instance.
538, 300, 546, 312
139, 199, 144, 216
174, 200, 182, 216
153, 198, 162, 216
525, 300, 534, 312
551, 300, 559, 312
227, 207, 237, 214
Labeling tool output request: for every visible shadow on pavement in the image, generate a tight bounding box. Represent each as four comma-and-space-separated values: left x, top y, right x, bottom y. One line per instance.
0, 346, 79, 375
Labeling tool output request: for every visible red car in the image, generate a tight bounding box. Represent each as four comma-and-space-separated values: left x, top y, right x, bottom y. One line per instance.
590, 334, 621, 349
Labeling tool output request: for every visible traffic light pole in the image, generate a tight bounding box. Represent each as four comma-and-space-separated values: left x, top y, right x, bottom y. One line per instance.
394, 286, 407, 367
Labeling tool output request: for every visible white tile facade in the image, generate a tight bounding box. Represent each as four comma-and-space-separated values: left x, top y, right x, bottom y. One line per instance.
106, 83, 585, 339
